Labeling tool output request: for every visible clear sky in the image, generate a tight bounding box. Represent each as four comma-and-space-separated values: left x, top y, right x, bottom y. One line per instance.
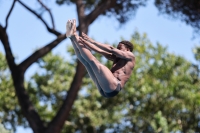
0, 0, 199, 133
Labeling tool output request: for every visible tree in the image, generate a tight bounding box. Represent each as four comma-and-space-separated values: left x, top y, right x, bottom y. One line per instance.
154, 0, 200, 35
28, 32, 200, 132
0, 0, 147, 133
1, 30, 199, 132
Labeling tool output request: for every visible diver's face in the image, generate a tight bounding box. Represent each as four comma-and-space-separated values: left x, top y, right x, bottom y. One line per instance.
117, 43, 128, 51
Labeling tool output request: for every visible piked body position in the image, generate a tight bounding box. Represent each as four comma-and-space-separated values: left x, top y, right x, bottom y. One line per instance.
66, 19, 135, 98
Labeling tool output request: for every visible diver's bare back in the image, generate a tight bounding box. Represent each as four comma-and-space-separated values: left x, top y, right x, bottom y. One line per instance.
111, 54, 135, 88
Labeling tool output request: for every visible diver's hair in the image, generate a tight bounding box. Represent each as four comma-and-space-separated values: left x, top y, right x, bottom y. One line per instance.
119, 41, 134, 52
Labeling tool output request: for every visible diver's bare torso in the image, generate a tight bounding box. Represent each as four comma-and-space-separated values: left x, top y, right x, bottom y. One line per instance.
111, 54, 135, 88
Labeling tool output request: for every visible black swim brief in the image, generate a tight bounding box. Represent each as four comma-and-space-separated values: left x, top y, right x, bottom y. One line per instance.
100, 83, 122, 98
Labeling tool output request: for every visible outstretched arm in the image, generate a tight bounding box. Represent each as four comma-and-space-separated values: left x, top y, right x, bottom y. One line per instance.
80, 33, 134, 60
79, 37, 116, 61
82, 32, 114, 53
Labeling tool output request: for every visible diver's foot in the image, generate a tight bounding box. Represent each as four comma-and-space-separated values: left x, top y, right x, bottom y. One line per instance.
66, 20, 73, 38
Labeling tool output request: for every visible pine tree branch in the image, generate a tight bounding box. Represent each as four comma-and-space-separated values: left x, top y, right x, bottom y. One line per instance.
37, 0, 55, 29
5, 0, 17, 30
0, 25, 16, 69
85, 0, 116, 25
17, 0, 61, 36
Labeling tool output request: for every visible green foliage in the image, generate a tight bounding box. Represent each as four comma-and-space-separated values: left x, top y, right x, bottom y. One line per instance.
0, 52, 23, 131
0, 32, 200, 132
193, 46, 200, 62
121, 32, 200, 132
151, 111, 168, 133
27, 52, 75, 124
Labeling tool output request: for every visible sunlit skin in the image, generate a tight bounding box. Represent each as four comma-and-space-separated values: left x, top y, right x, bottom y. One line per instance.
66, 19, 135, 97
110, 43, 135, 88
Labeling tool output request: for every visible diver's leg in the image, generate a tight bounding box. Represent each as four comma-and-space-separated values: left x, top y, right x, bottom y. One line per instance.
75, 41, 119, 93
67, 19, 118, 94
70, 39, 108, 97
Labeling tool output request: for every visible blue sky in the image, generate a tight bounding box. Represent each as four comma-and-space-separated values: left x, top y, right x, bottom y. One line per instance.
0, 0, 199, 133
